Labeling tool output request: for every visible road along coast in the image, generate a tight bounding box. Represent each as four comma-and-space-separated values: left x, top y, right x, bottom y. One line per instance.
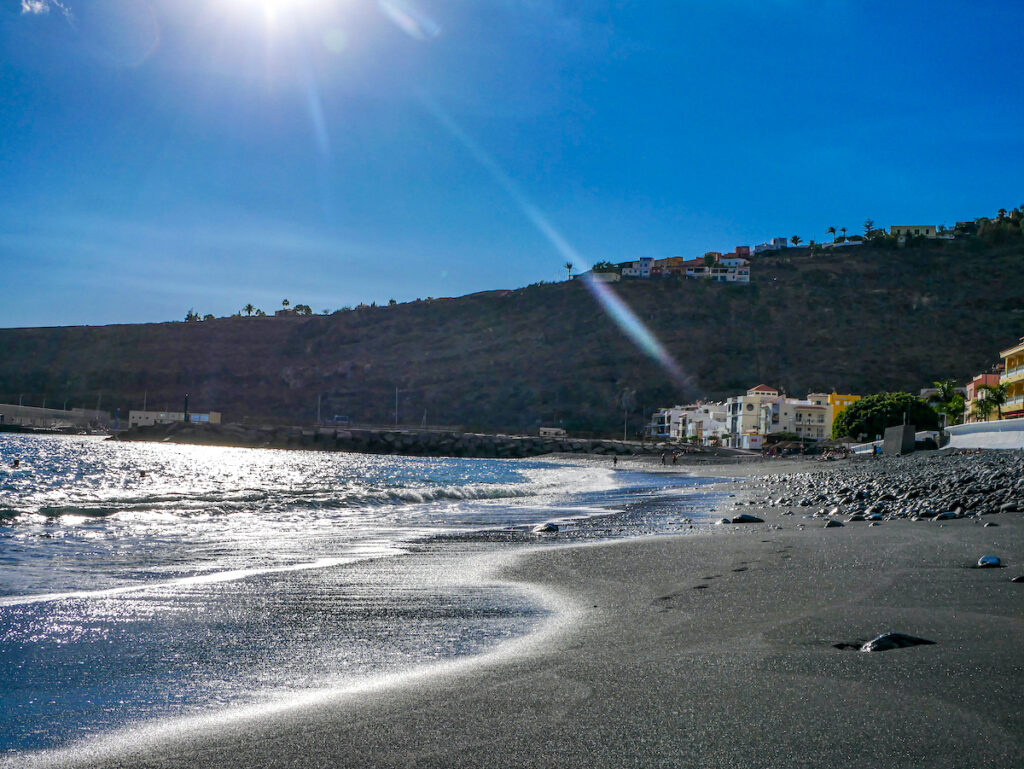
17, 453, 1023, 769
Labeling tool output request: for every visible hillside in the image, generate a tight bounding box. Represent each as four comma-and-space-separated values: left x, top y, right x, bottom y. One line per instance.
2, 240, 1022, 436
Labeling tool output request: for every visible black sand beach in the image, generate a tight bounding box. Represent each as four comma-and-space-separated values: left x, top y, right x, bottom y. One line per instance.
14, 455, 1023, 769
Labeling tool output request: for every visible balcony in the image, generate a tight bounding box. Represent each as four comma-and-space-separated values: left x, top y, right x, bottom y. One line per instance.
1001, 364, 1024, 382
1007, 395, 1024, 407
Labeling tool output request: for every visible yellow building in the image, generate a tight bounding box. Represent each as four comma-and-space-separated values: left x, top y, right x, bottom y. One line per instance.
999, 337, 1024, 419
889, 225, 937, 238
828, 393, 861, 430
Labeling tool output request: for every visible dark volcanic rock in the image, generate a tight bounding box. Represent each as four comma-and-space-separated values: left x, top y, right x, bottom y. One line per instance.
860, 632, 936, 652
730, 514, 764, 524
757, 451, 1024, 523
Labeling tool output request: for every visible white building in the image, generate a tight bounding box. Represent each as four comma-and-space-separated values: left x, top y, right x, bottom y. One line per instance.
726, 385, 782, 447
758, 393, 832, 441
647, 406, 689, 441
622, 257, 654, 278
753, 237, 790, 254
685, 264, 750, 283
684, 402, 729, 445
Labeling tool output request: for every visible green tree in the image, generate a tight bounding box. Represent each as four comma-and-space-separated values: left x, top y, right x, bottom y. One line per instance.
202, 313, 215, 321
388, 299, 397, 306
831, 392, 939, 441
243, 303, 254, 317
564, 262, 573, 280
790, 235, 801, 246
827, 226, 836, 242
185, 308, 198, 322
973, 395, 997, 422
703, 252, 717, 267
254, 309, 266, 317
840, 226, 847, 240
980, 382, 1009, 420
929, 379, 965, 426
281, 299, 290, 310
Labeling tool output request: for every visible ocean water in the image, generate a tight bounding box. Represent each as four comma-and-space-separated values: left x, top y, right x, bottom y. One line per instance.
0, 434, 726, 756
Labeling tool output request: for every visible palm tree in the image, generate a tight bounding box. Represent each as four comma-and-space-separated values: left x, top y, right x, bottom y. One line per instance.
790, 235, 801, 247
826, 226, 836, 242
564, 262, 573, 280
282, 299, 290, 309
973, 396, 996, 423
980, 382, 1009, 420
931, 379, 959, 427
840, 226, 847, 240
243, 303, 254, 317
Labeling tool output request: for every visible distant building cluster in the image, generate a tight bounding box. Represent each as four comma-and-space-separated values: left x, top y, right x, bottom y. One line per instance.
647, 386, 861, 449
128, 410, 222, 428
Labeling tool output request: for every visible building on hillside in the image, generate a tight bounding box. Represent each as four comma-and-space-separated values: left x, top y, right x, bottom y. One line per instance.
622, 257, 654, 278
0, 404, 110, 429
717, 256, 749, 268
128, 410, 222, 428
539, 427, 567, 437
686, 262, 750, 282
576, 270, 620, 283
999, 337, 1024, 419
827, 392, 861, 430
964, 372, 1003, 422
889, 225, 938, 238
752, 238, 789, 254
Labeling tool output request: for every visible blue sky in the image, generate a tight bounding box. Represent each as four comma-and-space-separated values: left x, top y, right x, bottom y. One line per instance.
1, 0, 1022, 327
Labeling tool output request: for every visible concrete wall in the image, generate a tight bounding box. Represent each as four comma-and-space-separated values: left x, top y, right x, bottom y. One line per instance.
943, 419, 1024, 450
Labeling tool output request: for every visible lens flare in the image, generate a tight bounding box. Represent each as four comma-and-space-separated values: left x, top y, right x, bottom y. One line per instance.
378, 0, 440, 41
417, 94, 690, 387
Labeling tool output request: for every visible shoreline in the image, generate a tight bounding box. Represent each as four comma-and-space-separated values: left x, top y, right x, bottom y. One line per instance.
11, 456, 1024, 768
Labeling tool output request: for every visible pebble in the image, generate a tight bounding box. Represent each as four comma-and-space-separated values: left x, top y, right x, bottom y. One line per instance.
531, 523, 558, 534
756, 451, 1024, 521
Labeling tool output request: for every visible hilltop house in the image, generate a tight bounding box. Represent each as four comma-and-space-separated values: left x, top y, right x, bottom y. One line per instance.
622, 258, 654, 278
752, 237, 789, 254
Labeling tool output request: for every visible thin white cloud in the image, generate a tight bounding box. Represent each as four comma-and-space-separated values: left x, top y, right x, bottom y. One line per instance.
20, 0, 73, 21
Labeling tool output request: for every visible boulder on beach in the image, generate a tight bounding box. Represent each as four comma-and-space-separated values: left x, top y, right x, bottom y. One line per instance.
1011, 575, 1024, 583
976, 555, 1001, 568
824, 519, 844, 528
860, 632, 936, 652
531, 522, 559, 534
730, 514, 764, 524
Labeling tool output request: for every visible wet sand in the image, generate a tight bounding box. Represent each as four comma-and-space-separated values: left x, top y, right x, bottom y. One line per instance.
17, 460, 1024, 769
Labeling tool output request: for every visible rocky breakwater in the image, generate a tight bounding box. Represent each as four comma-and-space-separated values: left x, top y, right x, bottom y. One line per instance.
111, 421, 663, 459
747, 450, 1024, 521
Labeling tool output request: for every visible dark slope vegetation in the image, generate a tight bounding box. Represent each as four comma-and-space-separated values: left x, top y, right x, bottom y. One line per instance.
2, 241, 1022, 436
